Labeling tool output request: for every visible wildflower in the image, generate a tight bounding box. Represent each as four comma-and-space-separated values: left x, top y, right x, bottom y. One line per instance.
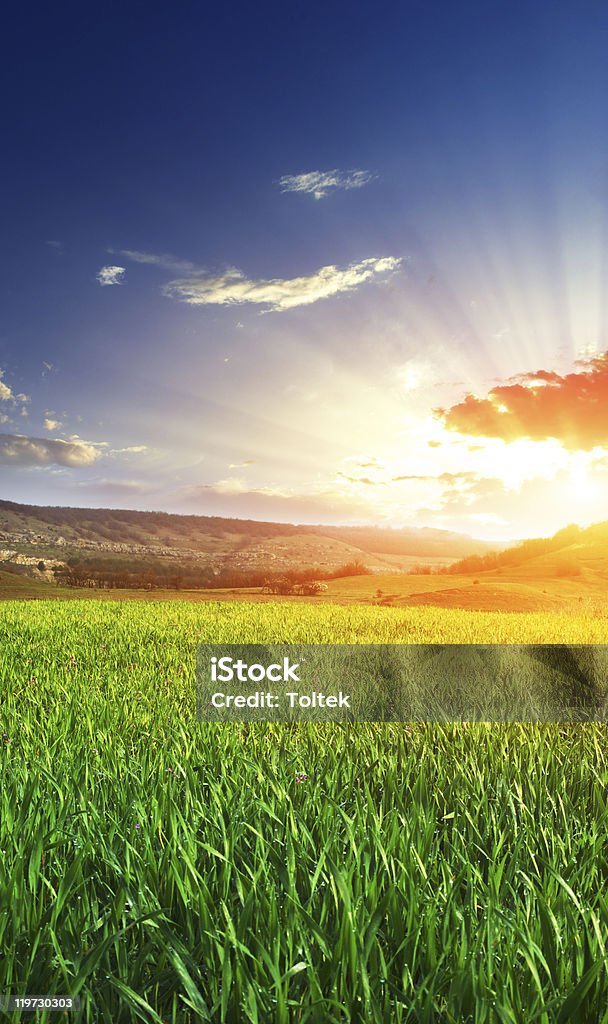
134, 823, 142, 831
295, 772, 308, 784
2, 733, 9, 744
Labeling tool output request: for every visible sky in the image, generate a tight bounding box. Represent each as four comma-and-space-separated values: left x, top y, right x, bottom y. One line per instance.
2, 0, 608, 540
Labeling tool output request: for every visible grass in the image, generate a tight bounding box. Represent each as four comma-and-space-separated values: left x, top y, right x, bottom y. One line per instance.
1, 600, 608, 1021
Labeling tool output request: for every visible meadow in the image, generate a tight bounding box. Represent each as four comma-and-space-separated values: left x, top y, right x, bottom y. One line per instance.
1, 599, 608, 1022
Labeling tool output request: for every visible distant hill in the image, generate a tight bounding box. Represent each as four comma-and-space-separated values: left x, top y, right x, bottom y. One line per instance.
2, 499, 606, 610
306, 524, 503, 558
316, 520, 608, 614
444, 522, 606, 577
0, 498, 499, 582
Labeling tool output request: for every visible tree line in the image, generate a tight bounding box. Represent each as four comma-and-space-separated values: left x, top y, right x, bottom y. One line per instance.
53, 559, 371, 591
439, 524, 583, 575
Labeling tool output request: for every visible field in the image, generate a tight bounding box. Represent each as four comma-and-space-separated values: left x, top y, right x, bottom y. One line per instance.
2, 600, 608, 1022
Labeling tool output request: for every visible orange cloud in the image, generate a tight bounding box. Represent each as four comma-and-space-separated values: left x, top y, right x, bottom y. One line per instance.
437, 352, 608, 451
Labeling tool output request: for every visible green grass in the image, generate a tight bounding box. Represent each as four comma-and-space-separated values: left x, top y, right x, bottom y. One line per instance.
1, 600, 608, 1022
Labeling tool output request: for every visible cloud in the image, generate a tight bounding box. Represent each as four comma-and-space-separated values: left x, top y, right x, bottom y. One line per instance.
118, 249, 196, 273
0, 371, 13, 402
434, 472, 505, 506
163, 256, 402, 312
96, 265, 126, 287
339, 466, 503, 509
43, 417, 63, 431
336, 471, 385, 486
0, 434, 100, 467
45, 240, 64, 254
207, 477, 248, 495
228, 460, 255, 468
75, 478, 151, 496
278, 169, 375, 199
437, 352, 608, 451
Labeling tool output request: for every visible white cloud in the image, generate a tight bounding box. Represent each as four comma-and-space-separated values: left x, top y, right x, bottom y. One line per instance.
44, 417, 63, 431
163, 256, 402, 312
97, 265, 126, 287
0, 370, 14, 402
0, 434, 100, 467
118, 249, 196, 273
75, 477, 151, 495
208, 477, 249, 495
278, 168, 375, 200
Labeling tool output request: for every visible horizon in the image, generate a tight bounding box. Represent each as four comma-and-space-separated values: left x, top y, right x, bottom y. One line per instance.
3, 3, 608, 540
4, 492, 597, 547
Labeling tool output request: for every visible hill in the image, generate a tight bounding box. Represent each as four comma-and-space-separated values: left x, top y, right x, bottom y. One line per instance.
1, 501, 607, 611
0, 498, 498, 588
315, 520, 608, 612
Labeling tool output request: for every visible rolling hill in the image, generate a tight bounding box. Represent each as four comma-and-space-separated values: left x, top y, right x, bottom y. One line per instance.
318, 521, 608, 612
0, 499, 606, 611
0, 498, 499, 583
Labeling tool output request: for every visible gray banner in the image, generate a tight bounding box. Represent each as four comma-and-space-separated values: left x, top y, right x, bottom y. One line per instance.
196, 643, 608, 722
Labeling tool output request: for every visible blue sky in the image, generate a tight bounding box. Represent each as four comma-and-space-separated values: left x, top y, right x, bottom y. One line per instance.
2, 1, 608, 538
